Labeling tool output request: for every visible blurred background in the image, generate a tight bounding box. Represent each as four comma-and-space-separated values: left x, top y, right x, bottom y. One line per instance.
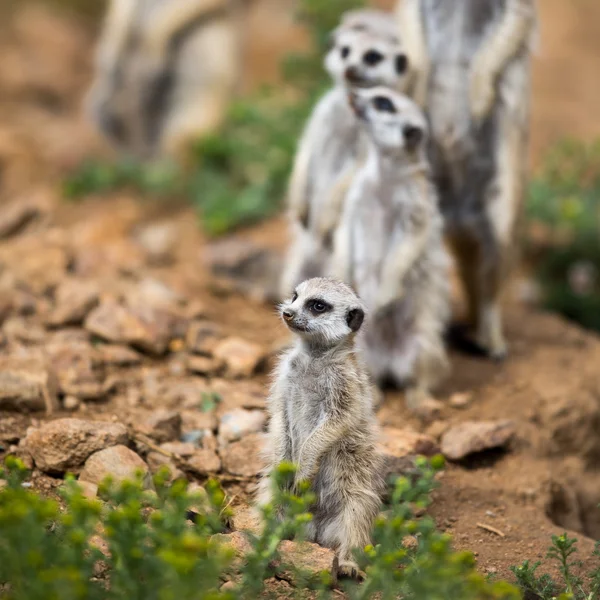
0, 0, 599, 331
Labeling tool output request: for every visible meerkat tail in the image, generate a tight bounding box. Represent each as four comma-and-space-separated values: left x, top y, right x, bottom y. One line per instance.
470, 0, 537, 79
395, 0, 430, 108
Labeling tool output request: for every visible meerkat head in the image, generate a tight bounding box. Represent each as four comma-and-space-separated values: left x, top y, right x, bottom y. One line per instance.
324, 20, 408, 91
348, 86, 427, 156
280, 278, 366, 348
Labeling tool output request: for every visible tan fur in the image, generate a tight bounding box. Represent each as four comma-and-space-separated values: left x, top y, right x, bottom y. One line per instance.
257, 278, 384, 579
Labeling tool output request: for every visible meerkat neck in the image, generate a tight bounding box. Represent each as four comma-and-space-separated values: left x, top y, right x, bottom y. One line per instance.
367, 145, 429, 181
299, 336, 354, 358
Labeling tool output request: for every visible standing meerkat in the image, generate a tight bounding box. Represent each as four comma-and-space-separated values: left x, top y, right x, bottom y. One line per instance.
396, 0, 538, 358
280, 10, 411, 298
333, 87, 450, 415
257, 277, 384, 579
87, 0, 242, 159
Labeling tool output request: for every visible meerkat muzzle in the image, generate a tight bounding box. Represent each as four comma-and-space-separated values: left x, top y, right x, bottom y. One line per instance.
282, 310, 295, 322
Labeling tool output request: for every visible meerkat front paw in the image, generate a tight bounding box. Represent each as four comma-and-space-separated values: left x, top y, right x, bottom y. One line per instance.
405, 389, 443, 420
469, 67, 496, 122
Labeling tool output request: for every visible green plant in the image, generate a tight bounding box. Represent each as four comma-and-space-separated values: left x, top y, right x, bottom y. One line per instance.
0, 455, 522, 600
525, 138, 600, 332
63, 0, 365, 236
511, 533, 600, 600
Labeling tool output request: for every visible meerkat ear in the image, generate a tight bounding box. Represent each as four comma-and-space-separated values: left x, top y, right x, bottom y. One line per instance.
403, 124, 423, 151
346, 307, 365, 332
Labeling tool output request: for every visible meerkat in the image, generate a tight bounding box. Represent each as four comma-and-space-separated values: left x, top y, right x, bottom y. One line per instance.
256, 277, 384, 579
396, 0, 538, 359
279, 10, 411, 299
332, 87, 450, 415
87, 0, 242, 159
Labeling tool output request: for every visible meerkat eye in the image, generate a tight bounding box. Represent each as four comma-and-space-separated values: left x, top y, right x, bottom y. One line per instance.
373, 96, 396, 113
306, 298, 332, 315
341, 46, 351, 59
363, 50, 384, 66
395, 53, 408, 74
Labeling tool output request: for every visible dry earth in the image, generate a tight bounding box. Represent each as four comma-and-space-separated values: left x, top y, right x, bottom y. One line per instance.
0, 0, 600, 590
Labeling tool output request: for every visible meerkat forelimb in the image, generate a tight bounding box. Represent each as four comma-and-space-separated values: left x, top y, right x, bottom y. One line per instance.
396, 0, 537, 359
336, 87, 450, 415
280, 16, 411, 299
257, 277, 384, 578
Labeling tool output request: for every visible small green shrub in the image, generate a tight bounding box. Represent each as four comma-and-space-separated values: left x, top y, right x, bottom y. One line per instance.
511, 533, 600, 600
0, 455, 522, 599
63, 0, 365, 236
525, 139, 600, 331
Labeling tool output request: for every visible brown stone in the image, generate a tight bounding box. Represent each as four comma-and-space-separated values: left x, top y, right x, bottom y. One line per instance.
80, 445, 152, 488
186, 321, 222, 356
47, 279, 99, 326
85, 300, 183, 356
160, 441, 197, 458
186, 354, 223, 376
221, 433, 263, 477
0, 356, 59, 413
0, 198, 39, 239
24, 418, 128, 473
146, 452, 185, 481
187, 448, 222, 475
99, 344, 142, 366
380, 426, 440, 458
213, 337, 266, 379
231, 505, 262, 535
276, 540, 335, 585
138, 410, 182, 443
218, 409, 267, 446
441, 420, 516, 461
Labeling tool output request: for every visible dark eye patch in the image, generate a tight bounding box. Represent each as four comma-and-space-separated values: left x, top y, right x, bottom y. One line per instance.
363, 50, 384, 66
305, 297, 333, 315
341, 46, 350, 59
372, 96, 396, 113
395, 53, 408, 74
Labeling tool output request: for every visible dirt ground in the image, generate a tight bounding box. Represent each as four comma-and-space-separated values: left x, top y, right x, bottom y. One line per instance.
1, 0, 600, 588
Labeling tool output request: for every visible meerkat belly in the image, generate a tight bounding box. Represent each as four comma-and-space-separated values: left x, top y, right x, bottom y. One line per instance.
350, 201, 390, 306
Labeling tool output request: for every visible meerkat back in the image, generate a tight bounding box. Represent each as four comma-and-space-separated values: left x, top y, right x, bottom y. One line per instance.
87, 0, 241, 159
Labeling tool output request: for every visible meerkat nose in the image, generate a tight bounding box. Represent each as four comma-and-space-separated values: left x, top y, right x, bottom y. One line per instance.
282, 310, 295, 321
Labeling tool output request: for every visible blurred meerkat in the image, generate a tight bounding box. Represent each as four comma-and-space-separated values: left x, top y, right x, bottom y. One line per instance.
87, 0, 242, 159
396, 0, 538, 358
280, 10, 411, 298
257, 277, 384, 579
333, 87, 450, 415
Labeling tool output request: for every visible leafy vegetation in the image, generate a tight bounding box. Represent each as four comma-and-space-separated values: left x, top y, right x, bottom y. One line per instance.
511, 533, 600, 600
525, 139, 600, 331
0, 455, 522, 599
63, 0, 365, 235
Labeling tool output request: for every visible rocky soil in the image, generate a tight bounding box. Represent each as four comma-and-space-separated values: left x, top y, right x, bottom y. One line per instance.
1, 0, 600, 590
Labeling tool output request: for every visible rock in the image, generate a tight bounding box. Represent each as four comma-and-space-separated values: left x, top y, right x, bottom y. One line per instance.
78, 480, 98, 499
47, 279, 99, 326
181, 409, 218, 434
231, 505, 262, 535
160, 441, 197, 458
0, 416, 29, 444
187, 448, 222, 475
211, 531, 253, 571
142, 375, 211, 409
45, 342, 107, 400
213, 337, 266, 379
0, 198, 39, 239
139, 410, 182, 443
210, 379, 266, 411
424, 420, 449, 440
218, 409, 266, 446
24, 418, 128, 473
63, 395, 81, 411
449, 392, 473, 409
221, 433, 264, 477
99, 344, 142, 366
85, 300, 184, 356
186, 321, 222, 356
126, 277, 183, 310
135, 223, 177, 265
276, 540, 335, 585
146, 452, 185, 481
380, 427, 440, 458
441, 420, 516, 461
0, 356, 59, 413
80, 445, 151, 488
186, 354, 223, 376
